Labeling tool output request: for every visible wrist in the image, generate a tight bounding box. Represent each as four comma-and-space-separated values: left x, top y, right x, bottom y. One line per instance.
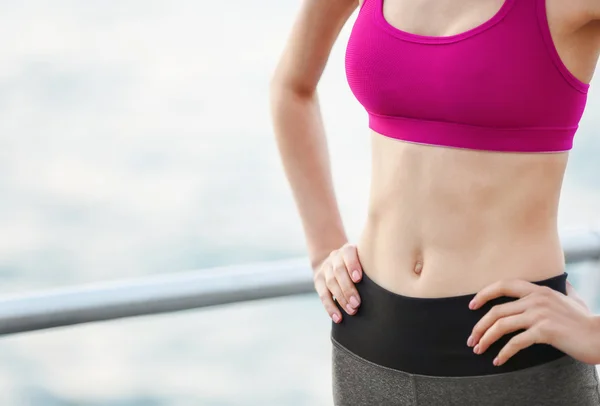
310, 249, 337, 271
308, 240, 349, 271
588, 314, 600, 334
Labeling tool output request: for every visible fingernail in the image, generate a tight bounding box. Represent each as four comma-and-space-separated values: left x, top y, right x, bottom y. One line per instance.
473, 345, 480, 354
349, 296, 360, 308
352, 271, 360, 282
467, 336, 473, 347
493, 357, 499, 366
332, 314, 340, 323
469, 300, 476, 309
346, 304, 355, 314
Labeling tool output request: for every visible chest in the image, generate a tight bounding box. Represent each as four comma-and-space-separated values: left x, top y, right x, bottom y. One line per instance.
345, 0, 588, 128
380, 0, 507, 38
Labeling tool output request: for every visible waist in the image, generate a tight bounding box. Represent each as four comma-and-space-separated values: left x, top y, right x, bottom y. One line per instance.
362, 132, 567, 296
331, 270, 568, 377
357, 219, 565, 297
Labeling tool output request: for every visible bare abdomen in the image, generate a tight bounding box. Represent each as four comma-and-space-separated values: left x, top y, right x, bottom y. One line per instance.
356, 132, 568, 297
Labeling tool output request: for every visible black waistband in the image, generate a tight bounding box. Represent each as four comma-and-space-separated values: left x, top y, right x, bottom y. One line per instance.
331, 271, 567, 377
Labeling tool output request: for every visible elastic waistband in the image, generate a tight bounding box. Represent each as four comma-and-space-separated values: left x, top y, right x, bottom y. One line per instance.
331, 271, 568, 377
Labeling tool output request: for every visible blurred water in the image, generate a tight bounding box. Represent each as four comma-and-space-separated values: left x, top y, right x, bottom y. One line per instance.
0, 1, 599, 405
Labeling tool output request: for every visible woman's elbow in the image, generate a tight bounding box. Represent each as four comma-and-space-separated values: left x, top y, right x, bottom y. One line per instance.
270, 67, 317, 100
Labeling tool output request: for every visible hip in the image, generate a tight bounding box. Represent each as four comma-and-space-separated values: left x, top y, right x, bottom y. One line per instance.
330, 270, 600, 405
332, 340, 599, 406
331, 269, 569, 376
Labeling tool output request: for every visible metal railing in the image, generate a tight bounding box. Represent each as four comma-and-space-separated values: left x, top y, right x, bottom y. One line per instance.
0, 229, 599, 337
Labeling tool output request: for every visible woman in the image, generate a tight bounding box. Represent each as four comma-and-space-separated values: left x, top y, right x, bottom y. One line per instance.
270, 0, 600, 404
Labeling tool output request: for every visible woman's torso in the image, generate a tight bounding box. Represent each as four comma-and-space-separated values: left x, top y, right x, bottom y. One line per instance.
353, 0, 600, 297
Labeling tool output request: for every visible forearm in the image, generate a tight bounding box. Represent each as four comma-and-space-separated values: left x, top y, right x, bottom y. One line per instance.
270, 86, 348, 268
588, 315, 600, 364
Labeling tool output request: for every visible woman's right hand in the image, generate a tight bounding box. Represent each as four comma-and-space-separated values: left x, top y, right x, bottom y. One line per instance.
313, 243, 363, 323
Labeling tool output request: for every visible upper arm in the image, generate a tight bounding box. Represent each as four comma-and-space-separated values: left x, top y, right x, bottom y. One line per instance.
270, 0, 358, 95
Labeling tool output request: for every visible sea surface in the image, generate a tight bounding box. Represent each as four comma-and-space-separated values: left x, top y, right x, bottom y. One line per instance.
0, 1, 599, 405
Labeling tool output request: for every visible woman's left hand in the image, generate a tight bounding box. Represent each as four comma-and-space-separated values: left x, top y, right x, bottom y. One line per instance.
467, 278, 600, 366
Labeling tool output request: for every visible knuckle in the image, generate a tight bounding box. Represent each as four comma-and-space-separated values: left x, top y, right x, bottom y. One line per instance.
533, 308, 550, 321
530, 295, 545, 307
322, 252, 335, 266
333, 263, 347, 277
325, 305, 337, 316
334, 293, 347, 305
494, 318, 506, 332
509, 334, 525, 348
518, 331, 535, 347
346, 260, 360, 273
486, 324, 502, 340
341, 244, 356, 254
324, 272, 336, 286
536, 319, 548, 332
472, 323, 484, 336
505, 340, 518, 353
488, 306, 500, 319
497, 279, 510, 290
536, 290, 553, 303
538, 286, 554, 298
342, 242, 355, 250
316, 256, 330, 272
536, 320, 554, 337
342, 287, 357, 299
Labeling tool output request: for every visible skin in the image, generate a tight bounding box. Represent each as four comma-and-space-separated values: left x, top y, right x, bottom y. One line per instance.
467, 278, 600, 366
270, 0, 600, 361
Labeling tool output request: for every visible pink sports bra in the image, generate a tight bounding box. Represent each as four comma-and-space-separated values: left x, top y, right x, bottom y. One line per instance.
345, 0, 590, 152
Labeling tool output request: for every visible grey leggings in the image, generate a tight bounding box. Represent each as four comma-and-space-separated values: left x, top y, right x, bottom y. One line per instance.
332, 337, 600, 406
